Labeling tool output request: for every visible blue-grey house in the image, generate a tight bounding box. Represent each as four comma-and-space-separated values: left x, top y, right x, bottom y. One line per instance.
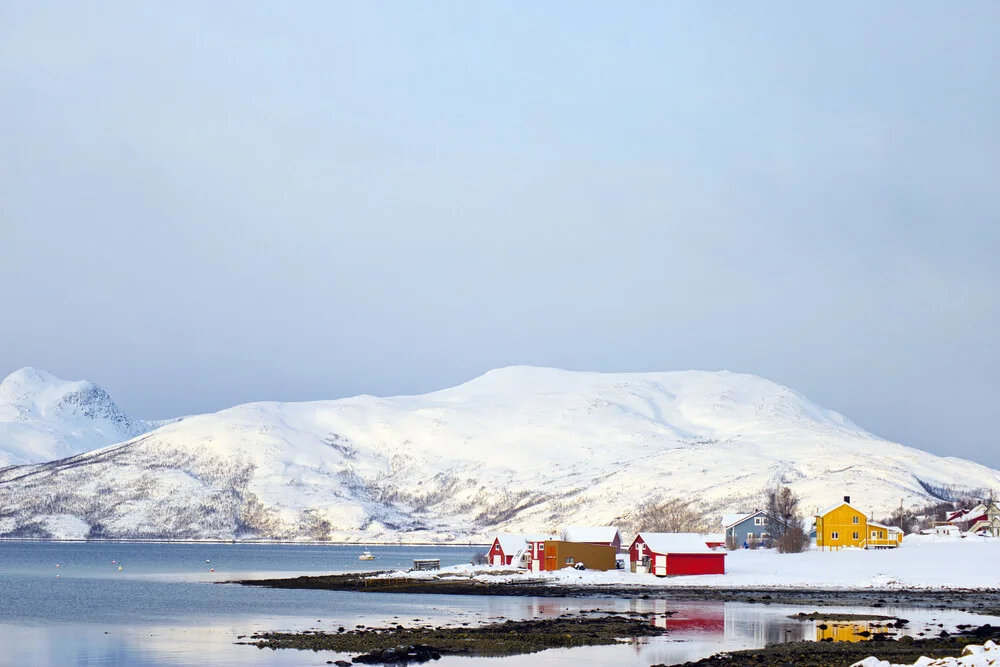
722, 510, 793, 547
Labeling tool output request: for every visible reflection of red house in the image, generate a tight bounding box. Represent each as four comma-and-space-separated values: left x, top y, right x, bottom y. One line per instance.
655, 604, 726, 632
629, 533, 726, 576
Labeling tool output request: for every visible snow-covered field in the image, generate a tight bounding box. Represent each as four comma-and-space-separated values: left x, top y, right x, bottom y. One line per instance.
374, 536, 1000, 591
2, 365, 999, 541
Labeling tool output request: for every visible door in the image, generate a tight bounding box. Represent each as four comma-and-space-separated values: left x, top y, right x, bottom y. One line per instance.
654, 554, 667, 576
492, 554, 502, 566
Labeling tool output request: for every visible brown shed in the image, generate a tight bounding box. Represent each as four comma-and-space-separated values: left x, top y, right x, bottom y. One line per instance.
543, 540, 616, 571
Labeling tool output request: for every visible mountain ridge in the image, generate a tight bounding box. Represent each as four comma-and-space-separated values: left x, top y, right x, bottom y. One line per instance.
0, 365, 995, 541
0, 367, 170, 467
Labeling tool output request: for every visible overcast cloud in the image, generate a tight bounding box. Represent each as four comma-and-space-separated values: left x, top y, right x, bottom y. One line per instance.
1, 3, 998, 465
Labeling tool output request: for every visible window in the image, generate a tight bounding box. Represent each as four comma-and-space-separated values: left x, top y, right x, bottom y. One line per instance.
831, 532, 839, 540
754, 516, 768, 526
853, 532, 859, 540
746, 532, 754, 539
761, 533, 770, 540
879, 531, 885, 539
565, 557, 575, 565
853, 516, 859, 524
871, 531, 877, 539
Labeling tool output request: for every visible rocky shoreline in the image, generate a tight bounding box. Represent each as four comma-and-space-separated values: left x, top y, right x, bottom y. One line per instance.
235, 571, 1000, 616
669, 624, 1000, 667
240, 608, 1000, 667
242, 611, 670, 663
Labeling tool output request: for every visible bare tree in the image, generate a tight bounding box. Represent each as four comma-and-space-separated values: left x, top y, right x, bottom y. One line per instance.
626, 497, 711, 534
469, 550, 489, 565
765, 483, 801, 539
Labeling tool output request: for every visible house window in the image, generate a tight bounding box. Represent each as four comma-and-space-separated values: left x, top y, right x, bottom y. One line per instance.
880, 531, 884, 539
565, 557, 575, 565
853, 516, 859, 524
871, 531, 877, 539
853, 532, 859, 540
754, 516, 768, 526
761, 533, 770, 539
746, 532, 754, 539
831, 532, 839, 540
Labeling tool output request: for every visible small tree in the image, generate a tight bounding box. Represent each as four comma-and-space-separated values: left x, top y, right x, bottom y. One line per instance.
470, 550, 488, 565
747, 534, 760, 550
725, 533, 738, 551
777, 526, 810, 553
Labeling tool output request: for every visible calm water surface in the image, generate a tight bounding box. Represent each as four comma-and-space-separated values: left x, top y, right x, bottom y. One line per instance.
1, 542, 995, 667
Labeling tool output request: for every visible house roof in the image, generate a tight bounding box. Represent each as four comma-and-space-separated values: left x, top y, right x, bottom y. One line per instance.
722, 509, 794, 529
815, 501, 867, 518
562, 526, 621, 544
493, 534, 551, 556
635, 532, 714, 555
703, 533, 725, 543
721, 513, 751, 529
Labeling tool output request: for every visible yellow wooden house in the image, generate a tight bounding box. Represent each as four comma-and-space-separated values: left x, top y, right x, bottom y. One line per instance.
814, 496, 902, 550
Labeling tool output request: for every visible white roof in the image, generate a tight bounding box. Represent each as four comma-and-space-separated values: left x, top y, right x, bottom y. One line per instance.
703, 533, 725, 542
815, 501, 867, 518
493, 533, 550, 555
721, 513, 751, 528
636, 532, 714, 555
562, 526, 620, 544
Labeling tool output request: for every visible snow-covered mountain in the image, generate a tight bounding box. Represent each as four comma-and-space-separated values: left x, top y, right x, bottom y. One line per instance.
0, 366, 996, 541
0, 368, 169, 467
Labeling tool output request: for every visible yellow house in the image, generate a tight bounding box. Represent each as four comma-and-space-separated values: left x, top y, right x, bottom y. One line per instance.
814, 496, 902, 550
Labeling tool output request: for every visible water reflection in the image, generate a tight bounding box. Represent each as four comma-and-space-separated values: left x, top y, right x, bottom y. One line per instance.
1, 600, 995, 667
816, 621, 894, 643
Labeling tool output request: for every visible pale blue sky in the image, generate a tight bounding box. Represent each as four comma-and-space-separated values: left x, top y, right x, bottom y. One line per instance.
1, 4, 998, 465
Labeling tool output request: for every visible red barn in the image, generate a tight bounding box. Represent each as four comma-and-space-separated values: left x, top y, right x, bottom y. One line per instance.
629, 532, 726, 577
562, 526, 623, 552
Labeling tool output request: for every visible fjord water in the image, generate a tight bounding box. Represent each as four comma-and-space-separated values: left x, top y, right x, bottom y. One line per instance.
1, 542, 996, 667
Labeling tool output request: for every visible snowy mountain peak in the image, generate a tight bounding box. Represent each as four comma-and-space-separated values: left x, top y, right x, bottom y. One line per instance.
0, 367, 157, 467
0, 365, 997, 542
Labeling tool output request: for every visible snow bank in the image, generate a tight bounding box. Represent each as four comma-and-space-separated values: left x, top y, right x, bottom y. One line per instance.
852, 640, 1000, 666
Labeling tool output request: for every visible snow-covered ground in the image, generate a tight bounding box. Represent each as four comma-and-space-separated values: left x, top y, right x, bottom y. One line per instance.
372, 536, 1000, 590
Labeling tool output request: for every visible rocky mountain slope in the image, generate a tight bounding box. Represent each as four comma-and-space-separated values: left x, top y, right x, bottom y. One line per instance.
0, 366, 996, 541
0, 368, 169, 467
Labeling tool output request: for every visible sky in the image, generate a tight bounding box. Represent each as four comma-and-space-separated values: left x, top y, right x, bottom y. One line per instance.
1, 3, 998, 466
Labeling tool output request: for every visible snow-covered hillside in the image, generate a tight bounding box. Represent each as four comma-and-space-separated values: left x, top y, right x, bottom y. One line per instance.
0, 368, 169, 467
0, 366, 997, 541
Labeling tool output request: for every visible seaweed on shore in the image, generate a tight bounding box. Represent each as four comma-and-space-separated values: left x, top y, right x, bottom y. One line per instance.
241, 612, 670, 662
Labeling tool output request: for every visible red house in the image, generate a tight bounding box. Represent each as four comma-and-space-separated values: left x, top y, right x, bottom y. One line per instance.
629, 532, 726, 577
488, 534, 549, 567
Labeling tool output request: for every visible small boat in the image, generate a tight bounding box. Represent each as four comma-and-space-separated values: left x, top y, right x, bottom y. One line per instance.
358, 549, 376, 561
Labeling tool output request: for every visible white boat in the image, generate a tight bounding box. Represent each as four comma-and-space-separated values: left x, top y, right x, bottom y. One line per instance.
358, 549, 375, 561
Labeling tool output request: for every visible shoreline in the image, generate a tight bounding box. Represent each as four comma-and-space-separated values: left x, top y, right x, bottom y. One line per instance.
235, 571, 1000, 615
0, 538, 490, 546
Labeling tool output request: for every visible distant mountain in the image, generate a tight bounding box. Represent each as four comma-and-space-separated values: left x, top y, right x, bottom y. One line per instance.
0, 366, 996, 541
0, 368, 169, 467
